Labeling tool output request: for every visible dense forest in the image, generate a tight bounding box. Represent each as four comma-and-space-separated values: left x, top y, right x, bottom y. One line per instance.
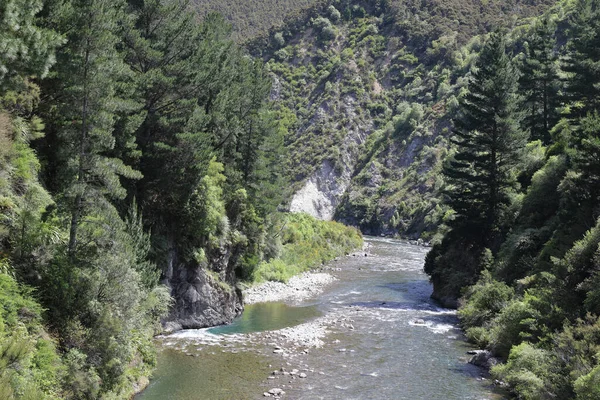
5, 0, 600, 398
240, 0, 554, 238
424, 0, 600, 398
0, 0, 360, 398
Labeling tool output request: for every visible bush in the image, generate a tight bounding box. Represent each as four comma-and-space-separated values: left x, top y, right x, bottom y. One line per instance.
459, 269, 514, 328
574, 365, 600, 400
251, 213, 362, 283
273, 32, 285, 47
489, 299, 540, 358
492, 343, 555, 400
328, 5, 341, 23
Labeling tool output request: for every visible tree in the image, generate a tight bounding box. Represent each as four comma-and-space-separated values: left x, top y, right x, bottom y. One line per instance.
519, 16, 561, 144
563, 0, 600, 120
425, 31, 527, 303
445, 31, 527, 249
41, 0, 141, 255
0, 0, 62, 92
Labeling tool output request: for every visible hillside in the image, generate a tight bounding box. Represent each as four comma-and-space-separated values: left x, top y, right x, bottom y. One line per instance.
256, 1, 600, 398
191, 0, 320, 41
253, 0, 553, 238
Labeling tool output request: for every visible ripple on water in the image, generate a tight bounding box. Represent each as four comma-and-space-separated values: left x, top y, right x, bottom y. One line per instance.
141, 238, 500, 400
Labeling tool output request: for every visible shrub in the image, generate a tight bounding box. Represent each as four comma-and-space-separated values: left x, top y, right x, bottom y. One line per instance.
574, 365, 600, 400
328, 5, 341, 23
492, 343, 555, 400
251, 213, 362, 283
489, 299, 540, 358
273, 32, 285, 47
459, 269, 514, 328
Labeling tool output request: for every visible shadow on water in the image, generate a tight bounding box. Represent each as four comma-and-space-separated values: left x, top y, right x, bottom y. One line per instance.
379, 280, 432, 296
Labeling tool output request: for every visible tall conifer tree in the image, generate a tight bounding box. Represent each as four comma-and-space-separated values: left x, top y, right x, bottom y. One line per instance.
445, 31, 527, 249
42, 0, 141, 254
425, 31, 527, 303
520, 16, 561, 144
563, 0, 600, 120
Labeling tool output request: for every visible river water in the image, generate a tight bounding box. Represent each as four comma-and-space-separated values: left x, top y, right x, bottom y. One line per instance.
137, 237, 502, 399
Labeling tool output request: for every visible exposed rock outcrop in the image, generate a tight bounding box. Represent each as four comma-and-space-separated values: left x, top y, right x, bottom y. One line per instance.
468, 350, 500, 370
161, 244, 243, 332
289, 94, 372, 221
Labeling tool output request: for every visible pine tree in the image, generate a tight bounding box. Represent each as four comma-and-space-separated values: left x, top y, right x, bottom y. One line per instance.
519, 16, 561, 144
46, 0, 142, 255
0, 0, 62, 92
425, 31, 528, 304
563, 0, 600, 120
445, 31, 527, 249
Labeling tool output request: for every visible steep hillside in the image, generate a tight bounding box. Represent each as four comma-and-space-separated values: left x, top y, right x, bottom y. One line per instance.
256, 0, 553, 238
191, 0, 320, 41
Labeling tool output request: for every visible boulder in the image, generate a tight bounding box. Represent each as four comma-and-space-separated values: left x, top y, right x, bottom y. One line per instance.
468, 350, 499, 369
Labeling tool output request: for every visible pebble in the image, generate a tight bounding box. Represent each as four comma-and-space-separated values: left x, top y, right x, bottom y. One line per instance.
244, 272, 337, 304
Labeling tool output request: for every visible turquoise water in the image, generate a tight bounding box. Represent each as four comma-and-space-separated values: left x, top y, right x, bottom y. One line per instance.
208, 302, 320, 335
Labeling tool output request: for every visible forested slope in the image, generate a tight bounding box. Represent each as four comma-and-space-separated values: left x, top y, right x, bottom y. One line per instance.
423, 0, 600, 398
248, 0, 552, 238
191, 0, 320, 42
0, 0, 362, 398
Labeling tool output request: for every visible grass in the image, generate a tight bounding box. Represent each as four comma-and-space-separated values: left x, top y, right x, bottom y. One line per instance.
253, 213, 362, 283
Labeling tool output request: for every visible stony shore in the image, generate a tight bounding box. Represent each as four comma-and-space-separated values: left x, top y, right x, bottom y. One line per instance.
243, 241, 372, 305
243, 272, 337, 305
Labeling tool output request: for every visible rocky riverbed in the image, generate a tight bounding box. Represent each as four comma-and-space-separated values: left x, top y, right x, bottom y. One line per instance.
138, 238, 498, 400
243, 272, 337, 305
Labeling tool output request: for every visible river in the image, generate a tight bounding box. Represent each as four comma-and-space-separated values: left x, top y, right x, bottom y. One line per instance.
137, 237, 503, 399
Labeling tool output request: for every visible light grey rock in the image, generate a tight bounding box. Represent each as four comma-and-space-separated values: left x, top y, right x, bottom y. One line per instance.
469, 350, 499, 370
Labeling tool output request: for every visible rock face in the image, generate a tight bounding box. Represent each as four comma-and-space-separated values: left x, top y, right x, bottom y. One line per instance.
289, 159, 347, 220
161, 244, 243, 332
289, 95, 371, 221
430, 279, 459, 309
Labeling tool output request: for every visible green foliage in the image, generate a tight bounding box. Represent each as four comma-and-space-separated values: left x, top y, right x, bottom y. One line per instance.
459, 270, 514, 329
489, 298, 541, 358
0, 0, 62, 92
574, 365, 600, 400
253, 213, 362, 283
445, 31, 527, 247
191, 0, 321, 42
185, 158, 227, 247
492, 343, 556, 400
0, 272, 64, 400
519, 16, 561, 144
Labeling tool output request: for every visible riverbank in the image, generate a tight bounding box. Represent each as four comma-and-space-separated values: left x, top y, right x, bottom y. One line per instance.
243, 272, 337, 304
244, 243, 372, 305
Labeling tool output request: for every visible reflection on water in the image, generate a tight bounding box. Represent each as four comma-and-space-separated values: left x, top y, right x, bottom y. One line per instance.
208, 302, 321, 335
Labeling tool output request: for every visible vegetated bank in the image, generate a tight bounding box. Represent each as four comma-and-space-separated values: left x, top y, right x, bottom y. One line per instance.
424, 0, 600, 398
252, 212, 362, 283
0, 1, 365, 398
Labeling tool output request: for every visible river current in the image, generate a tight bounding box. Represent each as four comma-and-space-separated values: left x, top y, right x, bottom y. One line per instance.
137, 237, 502, 399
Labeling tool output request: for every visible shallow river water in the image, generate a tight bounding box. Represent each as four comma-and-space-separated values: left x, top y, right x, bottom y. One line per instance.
137, 237, 503, 399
